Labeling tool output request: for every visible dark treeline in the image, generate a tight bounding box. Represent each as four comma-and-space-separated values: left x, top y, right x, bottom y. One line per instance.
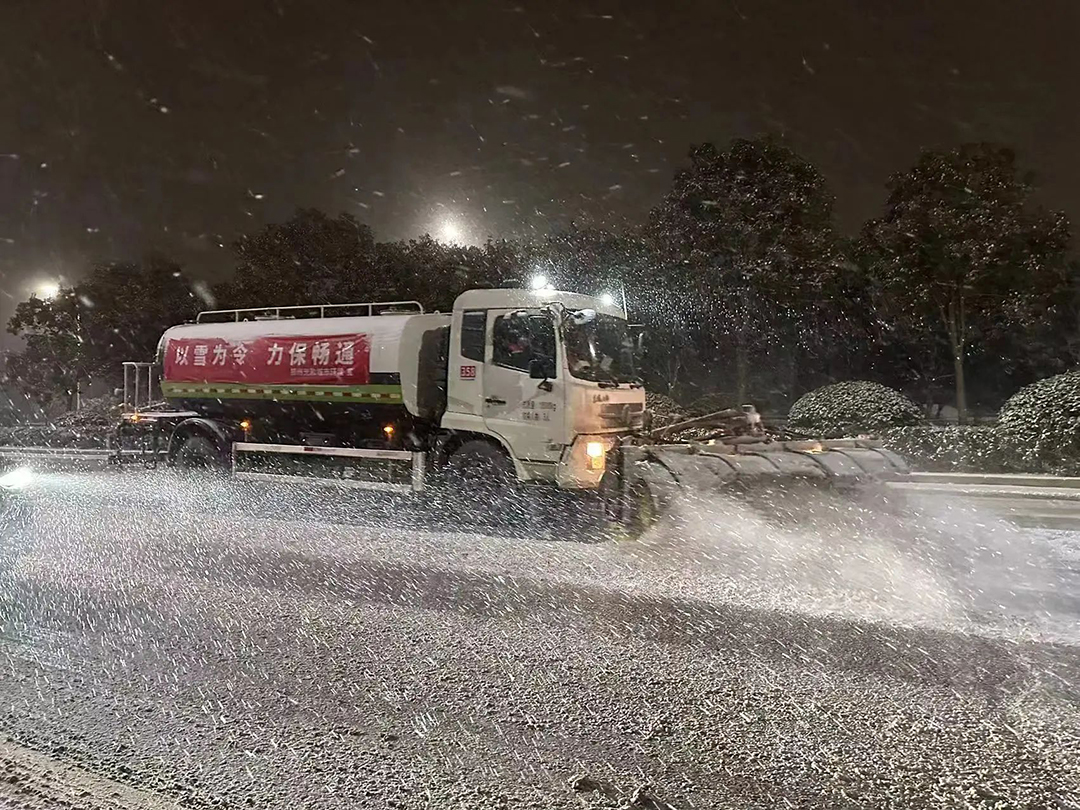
5, 137, 1077, 420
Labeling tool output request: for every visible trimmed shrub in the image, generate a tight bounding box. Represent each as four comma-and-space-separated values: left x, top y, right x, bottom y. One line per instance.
881, 425, 1009, 472
787, 381, 923, 438
645, 392, 688, 428
0, 396, 120, 449
998, 371, 1080, 474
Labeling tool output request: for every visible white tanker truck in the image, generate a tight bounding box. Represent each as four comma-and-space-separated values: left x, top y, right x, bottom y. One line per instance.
116, 287, 907, 534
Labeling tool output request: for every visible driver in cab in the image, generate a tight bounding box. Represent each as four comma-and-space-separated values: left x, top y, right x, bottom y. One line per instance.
507, 331, 531, 359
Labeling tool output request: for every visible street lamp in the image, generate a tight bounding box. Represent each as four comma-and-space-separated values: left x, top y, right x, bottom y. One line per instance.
599, 292, 616, 307
36, 282, 60, 300
530, 274, 553, 291
439, 222, 461, 243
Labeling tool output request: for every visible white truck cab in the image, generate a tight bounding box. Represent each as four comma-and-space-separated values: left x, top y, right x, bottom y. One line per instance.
402, 288, 645, 490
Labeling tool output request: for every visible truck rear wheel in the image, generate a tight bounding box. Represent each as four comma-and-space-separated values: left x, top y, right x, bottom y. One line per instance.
175, 435, 226, 472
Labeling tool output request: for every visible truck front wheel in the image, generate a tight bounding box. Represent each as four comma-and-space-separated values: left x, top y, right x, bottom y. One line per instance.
443, 440, 518, 522
599, 479, 657, 541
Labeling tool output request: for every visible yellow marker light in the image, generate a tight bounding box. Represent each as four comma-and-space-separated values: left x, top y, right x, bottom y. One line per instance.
585, 440, 606, 471
240, 419, 252, 432
383, 424, 395, 437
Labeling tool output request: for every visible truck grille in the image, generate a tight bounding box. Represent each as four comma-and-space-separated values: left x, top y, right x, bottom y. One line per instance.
599, 402, 645, 428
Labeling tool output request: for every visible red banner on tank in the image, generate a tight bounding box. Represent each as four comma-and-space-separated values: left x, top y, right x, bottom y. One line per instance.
163, 334, 371, 385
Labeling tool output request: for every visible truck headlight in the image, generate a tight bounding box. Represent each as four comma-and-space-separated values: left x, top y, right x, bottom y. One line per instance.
585, 441, 606, 471
0, 466, 34, 490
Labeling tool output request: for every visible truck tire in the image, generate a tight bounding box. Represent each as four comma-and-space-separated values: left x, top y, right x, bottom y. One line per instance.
604, 480, 657, 541
443, 440, 518, 522
175, 435, 226, 472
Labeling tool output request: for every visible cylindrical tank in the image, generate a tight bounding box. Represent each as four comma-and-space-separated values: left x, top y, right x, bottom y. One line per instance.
157, 314, 419, 445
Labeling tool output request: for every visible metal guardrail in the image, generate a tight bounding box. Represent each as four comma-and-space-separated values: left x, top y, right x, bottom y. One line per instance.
0, 446, 157, 463
889, 472, 1080, 529
0, 446, 111, 458
898, 468, 1080, 501
906, 471, 1080, 489
0, 446, 114, 468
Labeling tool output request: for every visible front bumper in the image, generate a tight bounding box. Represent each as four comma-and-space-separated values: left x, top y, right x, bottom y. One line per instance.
556, 434, 622, 490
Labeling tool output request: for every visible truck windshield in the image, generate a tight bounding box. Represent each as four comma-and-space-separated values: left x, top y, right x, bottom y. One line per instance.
563, 312, 637, 383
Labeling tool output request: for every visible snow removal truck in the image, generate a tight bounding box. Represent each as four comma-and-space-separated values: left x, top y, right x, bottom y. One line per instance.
115, 288, 908, 534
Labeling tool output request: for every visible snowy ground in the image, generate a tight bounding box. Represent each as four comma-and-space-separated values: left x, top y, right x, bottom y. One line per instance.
0, 471, 1077, 808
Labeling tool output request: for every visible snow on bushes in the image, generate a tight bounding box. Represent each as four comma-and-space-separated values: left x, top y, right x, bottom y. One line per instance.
787, 380, 923, 437
888, 373, 1080, 474
881, 425, 1006, 472
645, 392, 687, 428
0, 395, 120, 449
998, 371, 1080, 473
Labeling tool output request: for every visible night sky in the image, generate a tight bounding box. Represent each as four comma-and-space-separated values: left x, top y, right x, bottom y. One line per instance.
1, 0, 1077, 320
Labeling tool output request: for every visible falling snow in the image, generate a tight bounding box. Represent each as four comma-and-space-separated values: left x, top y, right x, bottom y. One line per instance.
0, 3, 1078, 807
494, 86, 530, 100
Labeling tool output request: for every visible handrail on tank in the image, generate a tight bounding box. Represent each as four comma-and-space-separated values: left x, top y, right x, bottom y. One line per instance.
195, 300, 425, 323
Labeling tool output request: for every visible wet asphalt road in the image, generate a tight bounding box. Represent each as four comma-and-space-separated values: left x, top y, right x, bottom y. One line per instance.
0, 471, 1078, 809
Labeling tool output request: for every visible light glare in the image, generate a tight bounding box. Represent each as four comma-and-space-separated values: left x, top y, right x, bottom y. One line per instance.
440, 222, 461, 243
36, 282, 60, 300
0, 466, 34, 490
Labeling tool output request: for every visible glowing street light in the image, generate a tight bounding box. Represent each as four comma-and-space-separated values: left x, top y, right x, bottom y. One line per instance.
530, 274, 553, 291
599, 292, 616, 307
36, 282, 60, 300
439, 221, 462, 243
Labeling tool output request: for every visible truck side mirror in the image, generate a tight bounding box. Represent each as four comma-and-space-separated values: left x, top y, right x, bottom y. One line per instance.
529, 357, 555, 380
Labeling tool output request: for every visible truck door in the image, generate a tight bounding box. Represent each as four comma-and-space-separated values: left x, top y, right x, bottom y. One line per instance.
483, 310, 565, 471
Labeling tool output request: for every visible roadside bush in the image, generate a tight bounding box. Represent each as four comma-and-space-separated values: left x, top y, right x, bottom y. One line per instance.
51, 395, 120, 430
0, 396, 119, 449
645, 392, 687, 428
998, 371, 1080, 474
787, 381, 923, 438
881, 425, 1010, 472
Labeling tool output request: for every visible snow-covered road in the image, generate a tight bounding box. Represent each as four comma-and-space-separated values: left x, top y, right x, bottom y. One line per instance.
0, 472, 1077, 808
